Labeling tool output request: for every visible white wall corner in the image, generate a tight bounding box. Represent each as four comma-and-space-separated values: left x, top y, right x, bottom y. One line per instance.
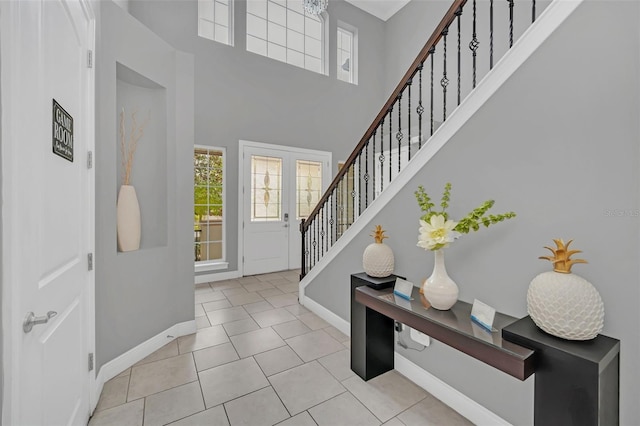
301, 295, 350, 336
91, 319, 196, 413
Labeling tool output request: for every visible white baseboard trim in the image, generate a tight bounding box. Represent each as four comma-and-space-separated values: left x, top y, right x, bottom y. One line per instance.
300, 295, 509, 425
301, 296, 351, 337
299, 0, 583, 294
92, 320, 197, 413
394, 353, 511, 426
195, 270, 241, 284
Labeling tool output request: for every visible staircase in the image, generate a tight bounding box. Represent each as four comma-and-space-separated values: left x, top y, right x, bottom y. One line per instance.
300, 0, 577, 282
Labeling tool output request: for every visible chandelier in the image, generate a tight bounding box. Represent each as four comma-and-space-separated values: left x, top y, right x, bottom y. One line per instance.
303, 0, 328, 15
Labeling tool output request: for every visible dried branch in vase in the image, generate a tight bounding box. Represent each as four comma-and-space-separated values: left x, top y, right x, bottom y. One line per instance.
119, 108, 150, 186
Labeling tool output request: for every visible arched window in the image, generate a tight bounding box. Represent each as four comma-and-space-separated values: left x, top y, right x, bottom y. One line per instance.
246, 0, 326, 75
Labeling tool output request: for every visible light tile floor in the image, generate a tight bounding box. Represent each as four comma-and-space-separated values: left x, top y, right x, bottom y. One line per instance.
89, 270, 472, 426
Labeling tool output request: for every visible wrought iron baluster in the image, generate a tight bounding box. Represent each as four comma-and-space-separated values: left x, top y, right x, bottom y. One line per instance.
532, 0, 536, 22
365, 139, 369, 208
358, 153, 362, 216
508, 0, 514, 47
312, 220, 316, 265
337, 179, 342, 239
396, 94, 402, 174
417, 65, 424, 148
388, 108, 392, 183
430, 47, 435, 135
300, 219, 306, 278
320, 208, 324, 259
330, 191, 334, 245
456, 7, 462, 106
490, 0, 494, 69
372, 130, 376, 201
351, 164, 356, 225
325, 203, 328, 254
469, 0, 478, 88
326, 205, 330, 255
441, 28, 449, 122
407, 79, 412, 160
379, 118, 384, 193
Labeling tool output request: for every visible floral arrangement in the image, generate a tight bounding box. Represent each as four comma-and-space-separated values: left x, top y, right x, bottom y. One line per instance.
119, 108, 149, 186
415, 183, 516, 251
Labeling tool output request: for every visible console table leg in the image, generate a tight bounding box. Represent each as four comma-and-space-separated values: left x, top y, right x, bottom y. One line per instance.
351, 281, 394, 381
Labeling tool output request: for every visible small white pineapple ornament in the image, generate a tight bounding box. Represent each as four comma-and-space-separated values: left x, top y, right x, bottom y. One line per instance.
527, 239, 604, 340
363, 225, 395, 278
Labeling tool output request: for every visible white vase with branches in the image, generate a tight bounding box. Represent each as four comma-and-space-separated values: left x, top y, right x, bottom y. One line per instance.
117, 108, 147, 252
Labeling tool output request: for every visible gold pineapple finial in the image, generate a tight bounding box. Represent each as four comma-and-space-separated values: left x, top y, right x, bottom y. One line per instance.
539, 239, 587, 273
371, 225, 388, 244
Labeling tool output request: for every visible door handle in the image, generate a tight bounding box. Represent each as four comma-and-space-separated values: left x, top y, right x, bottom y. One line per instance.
23, 311, 57, 333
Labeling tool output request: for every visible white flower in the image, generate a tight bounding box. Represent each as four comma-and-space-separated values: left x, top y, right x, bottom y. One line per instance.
417, 214, 461, 251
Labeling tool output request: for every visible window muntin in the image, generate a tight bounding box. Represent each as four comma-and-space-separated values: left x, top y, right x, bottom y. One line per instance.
251, 155, 283, 222
247, 0, 325, 74
337, 26, 354, 83
198, 0, 234, 46
194, 147, 225, 263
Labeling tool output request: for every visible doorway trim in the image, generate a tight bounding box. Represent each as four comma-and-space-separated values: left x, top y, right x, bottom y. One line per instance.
238, 140, 332, 277
0, 0, 97, 421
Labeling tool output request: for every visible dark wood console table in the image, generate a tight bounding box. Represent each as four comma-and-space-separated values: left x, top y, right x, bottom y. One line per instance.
351, 273, 620, 425
351, 272, 534, 381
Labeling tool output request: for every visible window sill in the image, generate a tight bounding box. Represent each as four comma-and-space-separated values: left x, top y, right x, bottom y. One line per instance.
195, 261, 229, 273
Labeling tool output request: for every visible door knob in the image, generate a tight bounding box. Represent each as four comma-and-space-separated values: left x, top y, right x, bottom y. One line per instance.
23, 311, 57, 333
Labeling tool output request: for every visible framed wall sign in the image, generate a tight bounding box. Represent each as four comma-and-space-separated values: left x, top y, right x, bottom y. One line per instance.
52, 99, 74, 162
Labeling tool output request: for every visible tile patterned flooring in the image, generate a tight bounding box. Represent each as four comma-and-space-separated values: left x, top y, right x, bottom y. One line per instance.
89, 270, 472, 426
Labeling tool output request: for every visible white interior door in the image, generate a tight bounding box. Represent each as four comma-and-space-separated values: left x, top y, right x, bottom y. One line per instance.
241, 143, 330, 276
1, 1, 95, 424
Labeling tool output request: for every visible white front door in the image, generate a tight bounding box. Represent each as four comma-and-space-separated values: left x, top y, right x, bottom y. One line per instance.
241, 142, 330, 276
1, 1, 95, 425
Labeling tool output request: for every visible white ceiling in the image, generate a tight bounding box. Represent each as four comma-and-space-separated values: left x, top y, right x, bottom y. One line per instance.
343, 0, 412, 21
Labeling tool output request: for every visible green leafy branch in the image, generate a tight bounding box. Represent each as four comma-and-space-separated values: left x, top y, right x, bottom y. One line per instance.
414, 183, 516, 235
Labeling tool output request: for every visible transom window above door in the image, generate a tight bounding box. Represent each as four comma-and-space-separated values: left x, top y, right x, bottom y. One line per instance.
246, 0, 326, 74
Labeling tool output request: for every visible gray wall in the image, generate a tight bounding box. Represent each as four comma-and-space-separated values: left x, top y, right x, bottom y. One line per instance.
306, 1, 640, 424
129, 0, 388, 273
96, 1, 194, 370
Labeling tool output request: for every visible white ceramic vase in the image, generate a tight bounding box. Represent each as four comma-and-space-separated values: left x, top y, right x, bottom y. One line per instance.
527, 270, 604, 340
363, 242, 394, 277
422, 249, 458, 310
117, 184, 141, 252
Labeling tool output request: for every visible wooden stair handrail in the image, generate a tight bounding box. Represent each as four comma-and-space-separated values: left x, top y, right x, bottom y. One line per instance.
302, 0, 467, 231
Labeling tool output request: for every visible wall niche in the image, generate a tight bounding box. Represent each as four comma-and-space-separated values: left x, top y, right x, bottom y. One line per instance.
116, 62, 168, 251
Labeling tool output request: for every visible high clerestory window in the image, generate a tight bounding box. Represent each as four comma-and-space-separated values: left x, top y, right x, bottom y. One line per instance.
246, 0, 326, 75
198, 0, 234, 45
337, 25, 356, 84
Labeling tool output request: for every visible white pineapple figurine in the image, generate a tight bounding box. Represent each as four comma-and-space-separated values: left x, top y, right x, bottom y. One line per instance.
363, 225, 395, 278
527, 239, 604, 340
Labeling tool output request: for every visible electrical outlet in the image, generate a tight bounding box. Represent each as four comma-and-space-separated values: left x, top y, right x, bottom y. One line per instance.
409, 328, 431, 346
